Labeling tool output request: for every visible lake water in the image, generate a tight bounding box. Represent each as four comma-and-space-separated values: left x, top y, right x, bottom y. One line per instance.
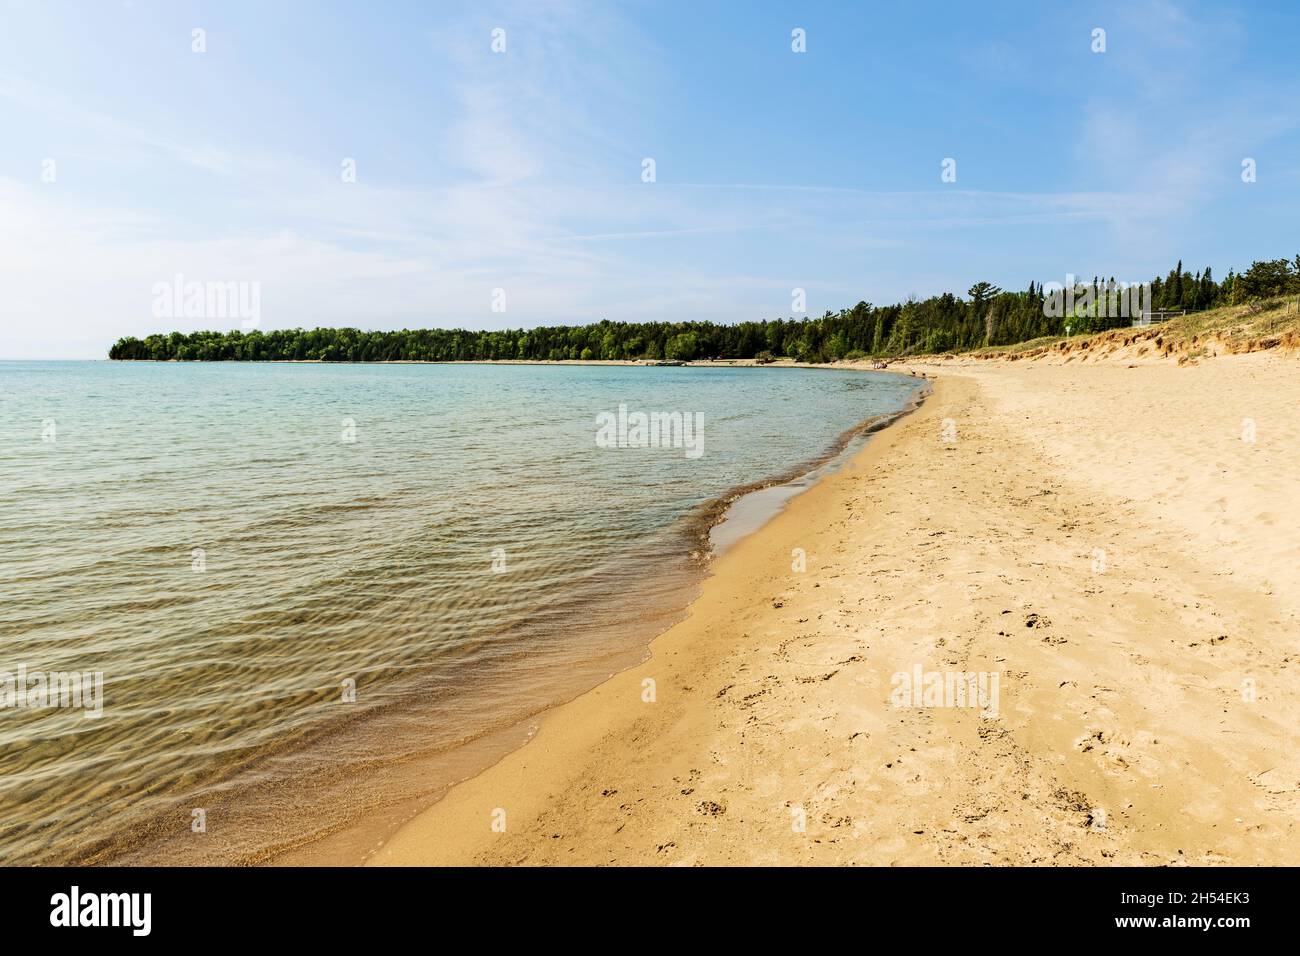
0, 360, 917, 864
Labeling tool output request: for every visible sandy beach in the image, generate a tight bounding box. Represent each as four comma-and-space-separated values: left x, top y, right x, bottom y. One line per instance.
364, 345, 1300, 866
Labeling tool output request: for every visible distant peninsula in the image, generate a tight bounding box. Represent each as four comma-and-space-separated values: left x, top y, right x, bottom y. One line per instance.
109, 257, 1296, 362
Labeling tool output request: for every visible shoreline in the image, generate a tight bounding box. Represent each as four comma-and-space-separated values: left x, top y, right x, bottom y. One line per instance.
364, 376, 937, 866
367, 349, 1300, 866
708, 384, 928, 554
687, 375, 929, 557
94, 355, 931, 375
44, 363, 919, 867
253, 368, 924, 866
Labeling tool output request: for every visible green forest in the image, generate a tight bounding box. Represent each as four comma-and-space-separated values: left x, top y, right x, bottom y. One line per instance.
109, 257, 1300, 363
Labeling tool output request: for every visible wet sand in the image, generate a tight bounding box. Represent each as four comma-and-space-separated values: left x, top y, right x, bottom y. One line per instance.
369, 349, 1300, 866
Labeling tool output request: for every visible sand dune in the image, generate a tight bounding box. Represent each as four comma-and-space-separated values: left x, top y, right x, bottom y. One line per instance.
370, 350, 1300, 866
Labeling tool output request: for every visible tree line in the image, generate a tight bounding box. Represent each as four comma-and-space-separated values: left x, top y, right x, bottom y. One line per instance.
109, 256, 1300, 363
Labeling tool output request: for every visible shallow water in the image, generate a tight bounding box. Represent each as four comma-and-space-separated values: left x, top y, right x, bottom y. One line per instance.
0, 360, 917, 864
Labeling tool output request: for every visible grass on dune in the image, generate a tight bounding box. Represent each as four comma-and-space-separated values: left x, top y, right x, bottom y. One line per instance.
955, 294, 1300, 360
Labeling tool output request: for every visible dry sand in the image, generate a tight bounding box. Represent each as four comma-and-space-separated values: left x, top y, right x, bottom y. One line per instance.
369, 350, 1300, 866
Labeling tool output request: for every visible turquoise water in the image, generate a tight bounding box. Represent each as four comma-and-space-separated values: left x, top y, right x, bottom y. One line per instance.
0, 360, 917, 864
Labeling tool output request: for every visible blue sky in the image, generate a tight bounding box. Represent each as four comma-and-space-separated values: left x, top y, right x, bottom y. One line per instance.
2, 0, 1299, 357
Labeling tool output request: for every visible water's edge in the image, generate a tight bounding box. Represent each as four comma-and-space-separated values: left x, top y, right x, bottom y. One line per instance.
266, 370, 930, 867
56, 365, 927, 866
